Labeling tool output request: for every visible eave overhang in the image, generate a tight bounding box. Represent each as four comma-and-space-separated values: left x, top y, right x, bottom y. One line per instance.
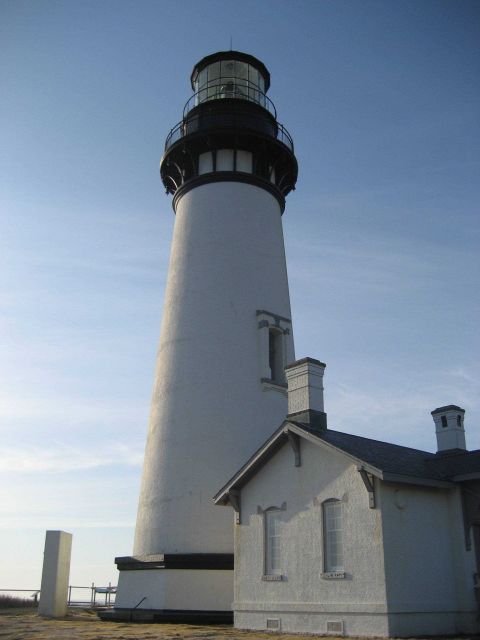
453, 472, 480, 482
381, 472, 454, 489
213, 422, 385, 507
213, 422, 290, 506
213, 422, 457, 507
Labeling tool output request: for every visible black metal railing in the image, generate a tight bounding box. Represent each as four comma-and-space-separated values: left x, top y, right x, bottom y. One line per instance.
186, 80, 276, 119
162, 81, 294, 154
275, 124, 295, 151
164, 115, 294, 154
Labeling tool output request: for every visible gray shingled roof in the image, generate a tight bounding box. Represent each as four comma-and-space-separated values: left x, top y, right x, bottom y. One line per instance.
295, 424, 480, 481
214, 420, 480, 505
427, 449, 480, 478
296, 424, 443, 479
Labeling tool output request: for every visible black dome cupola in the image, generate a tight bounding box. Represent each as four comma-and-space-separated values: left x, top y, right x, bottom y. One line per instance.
160, 51, 298, 212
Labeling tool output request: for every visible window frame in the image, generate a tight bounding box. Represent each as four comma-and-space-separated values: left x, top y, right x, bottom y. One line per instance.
256, 310, 293, 394
262, 506, 286, 579
268, 327, 284, 384
322, 499, 344, 574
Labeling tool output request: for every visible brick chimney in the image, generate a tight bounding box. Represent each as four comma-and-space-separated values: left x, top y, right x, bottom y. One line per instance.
431, 405, 466, 453
285, 357, 327, 430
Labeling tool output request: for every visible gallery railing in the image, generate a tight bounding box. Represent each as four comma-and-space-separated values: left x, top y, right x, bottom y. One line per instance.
184, 81, 277, 118
163, 82, 294, 154
165, 117, 294, 154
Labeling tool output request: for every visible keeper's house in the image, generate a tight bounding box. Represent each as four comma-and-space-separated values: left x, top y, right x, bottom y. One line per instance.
214, 357, 480, 637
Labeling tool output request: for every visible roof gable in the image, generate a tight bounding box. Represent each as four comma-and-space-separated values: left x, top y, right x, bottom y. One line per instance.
214, 421, 477, 506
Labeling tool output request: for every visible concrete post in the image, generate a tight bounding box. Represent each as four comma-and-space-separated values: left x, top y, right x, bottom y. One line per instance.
38, 530, 72, 617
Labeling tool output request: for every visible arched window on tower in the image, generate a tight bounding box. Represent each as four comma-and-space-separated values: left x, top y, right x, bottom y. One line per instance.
257, 310, 292, 392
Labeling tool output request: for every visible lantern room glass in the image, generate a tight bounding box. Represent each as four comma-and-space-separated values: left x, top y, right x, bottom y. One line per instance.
194, 60, 267, 108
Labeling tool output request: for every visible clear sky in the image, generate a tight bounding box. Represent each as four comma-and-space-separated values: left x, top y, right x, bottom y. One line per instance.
1, 0, 479, 591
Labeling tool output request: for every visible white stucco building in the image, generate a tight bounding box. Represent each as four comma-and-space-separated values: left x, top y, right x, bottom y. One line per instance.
215, 358, 480, 637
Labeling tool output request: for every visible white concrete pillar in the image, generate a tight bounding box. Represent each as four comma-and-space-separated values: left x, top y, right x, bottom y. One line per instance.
38, 530, 72, 617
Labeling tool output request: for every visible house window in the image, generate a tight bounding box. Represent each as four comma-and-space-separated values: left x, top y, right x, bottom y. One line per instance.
441, 415, 448, 428
265, 510, 282, 575
268, 328, 284, 383
323, 500, 344, 572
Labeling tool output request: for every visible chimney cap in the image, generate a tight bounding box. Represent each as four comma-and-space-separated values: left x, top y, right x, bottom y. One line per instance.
431, 405, 465, 416
285, 357, 326, 371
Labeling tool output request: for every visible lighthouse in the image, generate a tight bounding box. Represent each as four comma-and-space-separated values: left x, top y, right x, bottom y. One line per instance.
110, 51, 298, 621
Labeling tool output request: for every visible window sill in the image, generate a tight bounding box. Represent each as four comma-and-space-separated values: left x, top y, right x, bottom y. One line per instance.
262, 574, 285, 581
321, 571, 345, 580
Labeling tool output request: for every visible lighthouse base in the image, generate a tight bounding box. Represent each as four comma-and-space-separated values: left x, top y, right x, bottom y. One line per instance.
99, 607, 233, 624
100, 554, 233, 623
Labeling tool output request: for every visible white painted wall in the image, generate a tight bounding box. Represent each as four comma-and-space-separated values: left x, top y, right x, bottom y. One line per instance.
232, 436, 479, 637
379, 482, 478, 635
134, 181, 294, 556
117, 180, 295, 611
38, 530, 72, 618
233, 439, 390, 637
116, 569, 233, 611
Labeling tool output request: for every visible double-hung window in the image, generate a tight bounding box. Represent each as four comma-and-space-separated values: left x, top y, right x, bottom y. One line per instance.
323, 500, 344, 572
265, 510, 282, 576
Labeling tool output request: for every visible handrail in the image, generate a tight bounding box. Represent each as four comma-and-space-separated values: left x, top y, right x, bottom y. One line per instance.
129, 596, 147, 622
164, 117, 294, 154
0, 584, 117, 608
184, 81, 276, 119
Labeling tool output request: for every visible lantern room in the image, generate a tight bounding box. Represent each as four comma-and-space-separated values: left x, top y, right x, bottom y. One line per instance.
161, 50, 297, 210
190, 51, 271, 112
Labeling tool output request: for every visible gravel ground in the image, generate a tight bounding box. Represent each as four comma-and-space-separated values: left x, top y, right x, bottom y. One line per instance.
0, 608, 339, 640
1, 608, 479, 640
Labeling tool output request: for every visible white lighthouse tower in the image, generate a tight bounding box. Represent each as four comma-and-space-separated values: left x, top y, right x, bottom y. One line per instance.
109, 51, 298, 622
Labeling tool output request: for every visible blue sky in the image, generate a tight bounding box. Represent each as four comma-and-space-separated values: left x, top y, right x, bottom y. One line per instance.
1, 0, 479, 590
